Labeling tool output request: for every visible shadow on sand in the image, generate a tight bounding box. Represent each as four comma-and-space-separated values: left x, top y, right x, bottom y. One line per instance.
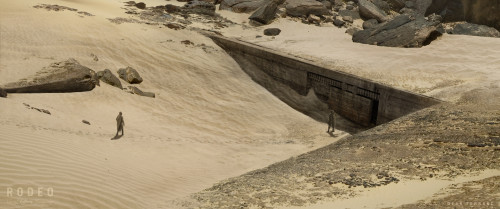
111, 135, 123, 140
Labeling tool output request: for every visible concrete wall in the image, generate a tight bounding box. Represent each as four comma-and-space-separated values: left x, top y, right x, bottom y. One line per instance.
209, 35, 441, 127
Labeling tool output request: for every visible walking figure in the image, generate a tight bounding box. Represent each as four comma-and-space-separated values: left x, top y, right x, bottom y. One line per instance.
327, 110, 335, 133
115, 112, 125, 137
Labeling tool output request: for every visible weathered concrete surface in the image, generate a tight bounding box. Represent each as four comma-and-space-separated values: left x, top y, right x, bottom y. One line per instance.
207, 34, 440, 127
3, 58, 97, 93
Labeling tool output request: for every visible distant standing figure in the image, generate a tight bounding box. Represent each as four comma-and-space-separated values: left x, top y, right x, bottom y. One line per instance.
327, 110, 335, 133
116, 112, 125, 137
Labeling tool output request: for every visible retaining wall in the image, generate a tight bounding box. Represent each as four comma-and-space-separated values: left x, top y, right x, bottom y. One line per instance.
209, 35, 441, 127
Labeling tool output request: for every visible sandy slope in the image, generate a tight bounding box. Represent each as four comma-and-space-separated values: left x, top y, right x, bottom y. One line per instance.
0, 1, 346, 208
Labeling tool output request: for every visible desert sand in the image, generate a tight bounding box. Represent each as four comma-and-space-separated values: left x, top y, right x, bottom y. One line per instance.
0, 1, 343, 208
0, 0, 499, 209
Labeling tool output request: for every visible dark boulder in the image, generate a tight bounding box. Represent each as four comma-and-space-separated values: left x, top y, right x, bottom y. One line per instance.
362, 19, 379, 29
97, 69, 123, 89
425, 0, 500, 31
449, 23, 500, 38
3, 58, 98, 93
117, 67, 143, 84
220, 0, 265, 13
425, 0, 464, 22
285, 0, 330, 17
264, 28, 281, 36
82, 120, 91, 125
165, 4, 182, 13
462, 0, 500, 31
358, 0, 388, 22
372, 0, 390, 12
0, 87, 7, 98
184, 0, 216, 15
352, 14, 442, 47
126, 86, 155, 98
333, 19, 345, 27
249, 0, 278, 24
135, 2, 146, 9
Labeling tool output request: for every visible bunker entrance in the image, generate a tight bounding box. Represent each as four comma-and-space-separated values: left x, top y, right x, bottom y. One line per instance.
207, 34, 441, 133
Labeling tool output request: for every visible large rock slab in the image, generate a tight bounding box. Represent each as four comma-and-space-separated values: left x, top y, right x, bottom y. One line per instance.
248, 0, 278, 24
117, 67, 143, 84
352, 14, 442, 47
3, 58, 98, 93
449, 23, 500, 38
285, 0, 329, 17
358, 0, 388, 22
220, 0, 265, 13
97, 69, 123, 89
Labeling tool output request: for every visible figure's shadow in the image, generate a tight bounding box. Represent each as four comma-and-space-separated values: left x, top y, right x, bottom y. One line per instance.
327, 131, 337, 137
111, 135, 123, 140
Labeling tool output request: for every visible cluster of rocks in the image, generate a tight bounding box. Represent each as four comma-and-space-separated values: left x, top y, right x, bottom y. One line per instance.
33, 4, 94, 17
215, 0, 499, 46
97, 66, 155, 98
0, 59, 155, 99
120, 0, 235, 32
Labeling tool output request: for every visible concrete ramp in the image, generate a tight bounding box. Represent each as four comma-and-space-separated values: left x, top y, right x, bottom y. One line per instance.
207, 34, 441, 127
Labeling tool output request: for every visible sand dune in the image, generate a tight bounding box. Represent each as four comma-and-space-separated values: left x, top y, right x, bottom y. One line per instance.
0, 1, 345, 208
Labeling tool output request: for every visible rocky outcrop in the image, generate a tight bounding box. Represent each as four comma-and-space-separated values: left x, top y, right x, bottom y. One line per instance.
425, 0, 500, 31
220, 0, 265, 13
118, 67, 143, 84
248, 0, 278, 24
352, 14, 442, 47
183, 0, 216, 16
135, 2, 146, 9
0, 87, 7, 98
97, 69, 123, 89
3, 58, 98, 93
449, 23, 500, 38
425, 0, 464, 22
362, 19, 379, 29
285, 0, 330, 17
264, 28, 281, 36
126, 86, 155, 98
358, 0, 388, 22
462, 0, 500, 31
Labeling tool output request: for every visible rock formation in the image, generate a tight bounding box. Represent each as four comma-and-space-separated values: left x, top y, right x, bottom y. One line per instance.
248, 0, 278, 24
183, 0, 216, 16
352, 14, 442, 47
426, 0, 500, 31
3, 58, 98, 93
358, 0, 388, 22
117, 67, 143, 84
220, 0, 266, 13
449, 23, 500, 38
97, 69, 123, 89
285, 0, 329, 17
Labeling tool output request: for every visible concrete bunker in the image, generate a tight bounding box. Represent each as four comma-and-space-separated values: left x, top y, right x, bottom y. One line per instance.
208, 35, 441, 130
